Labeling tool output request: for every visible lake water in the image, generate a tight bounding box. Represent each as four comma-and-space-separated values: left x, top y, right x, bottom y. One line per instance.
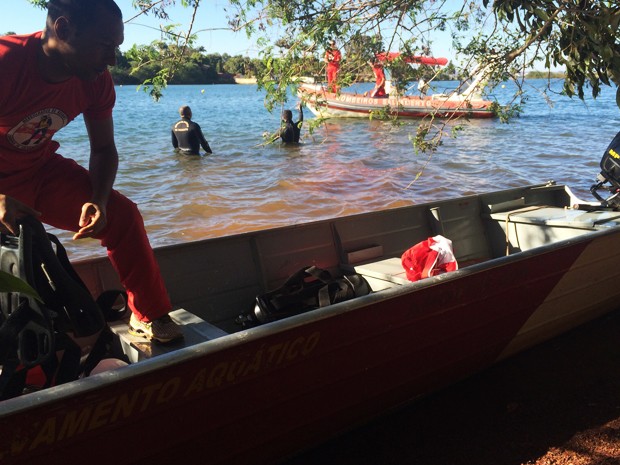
50, 79, 620, 260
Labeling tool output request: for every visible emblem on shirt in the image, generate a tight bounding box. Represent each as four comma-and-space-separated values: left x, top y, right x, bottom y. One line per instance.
7, 108, 68, 151
174, 121, 190, 132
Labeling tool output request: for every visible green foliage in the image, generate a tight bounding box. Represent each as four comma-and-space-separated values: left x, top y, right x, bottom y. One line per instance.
223, 55, 250, 75
0, 270, 41, 302
487, 0, 620, 101
491, 100, 524, 124
111, 45, 249, 91
27, 0, 46, 8
367, 106, 400, 123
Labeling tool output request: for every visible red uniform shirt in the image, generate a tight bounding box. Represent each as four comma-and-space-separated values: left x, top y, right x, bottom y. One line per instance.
325, 48, 341, 67
0, 32, 115, 174
372, 64, 386, 97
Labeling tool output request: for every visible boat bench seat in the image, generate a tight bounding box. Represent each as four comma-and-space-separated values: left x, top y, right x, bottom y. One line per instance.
109, 308, 228, 363
488, 206, 620, 229
344, 256, 486, 290
486, 206, 620, 254
343, 257, 409, 291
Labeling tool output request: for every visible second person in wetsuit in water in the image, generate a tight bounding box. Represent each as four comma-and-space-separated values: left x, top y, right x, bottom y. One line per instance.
171, 105, 212, 155
277, 102, 304, 144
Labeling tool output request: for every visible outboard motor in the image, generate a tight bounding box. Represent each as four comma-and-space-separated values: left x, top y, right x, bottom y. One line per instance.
591, 131, 620, 208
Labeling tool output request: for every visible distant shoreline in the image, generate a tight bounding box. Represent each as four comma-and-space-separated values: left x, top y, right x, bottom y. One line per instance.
117, 73, 565, 88
234, 77, 258, 84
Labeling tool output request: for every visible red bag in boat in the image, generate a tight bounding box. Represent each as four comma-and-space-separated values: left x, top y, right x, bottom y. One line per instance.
401, 235, 458, 282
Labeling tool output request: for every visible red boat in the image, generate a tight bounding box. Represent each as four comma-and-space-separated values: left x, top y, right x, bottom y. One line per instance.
2, 182, 620, 464
299, 83, 495, 118
299, 54, 495, 119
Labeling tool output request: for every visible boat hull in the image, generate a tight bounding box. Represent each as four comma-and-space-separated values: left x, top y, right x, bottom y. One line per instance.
298, 83, 495, 119
2, 184, 620, 464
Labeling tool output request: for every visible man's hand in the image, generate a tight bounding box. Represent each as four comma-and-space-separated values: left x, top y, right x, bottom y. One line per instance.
73, 202, 107, 240
0, 194, 41, 235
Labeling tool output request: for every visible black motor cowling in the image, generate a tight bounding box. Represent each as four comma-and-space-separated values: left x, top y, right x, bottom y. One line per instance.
591, 131, 620, 208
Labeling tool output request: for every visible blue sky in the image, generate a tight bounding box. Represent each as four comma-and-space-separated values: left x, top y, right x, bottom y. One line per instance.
5, 0, 265, 57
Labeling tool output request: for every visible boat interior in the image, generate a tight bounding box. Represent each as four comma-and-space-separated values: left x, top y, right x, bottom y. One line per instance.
71, 183, 620, 363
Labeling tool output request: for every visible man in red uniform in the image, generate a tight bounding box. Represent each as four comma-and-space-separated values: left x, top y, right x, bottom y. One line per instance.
324, 41, 341, 93
0, 0, 183, 343
369, 60, 387, 98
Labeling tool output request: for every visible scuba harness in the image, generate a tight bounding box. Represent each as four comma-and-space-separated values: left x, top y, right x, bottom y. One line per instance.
0, 216, 127, 399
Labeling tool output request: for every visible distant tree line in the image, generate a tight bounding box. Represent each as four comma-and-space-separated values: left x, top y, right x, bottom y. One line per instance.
110, 45, 267, 85
109, 41, 461, 86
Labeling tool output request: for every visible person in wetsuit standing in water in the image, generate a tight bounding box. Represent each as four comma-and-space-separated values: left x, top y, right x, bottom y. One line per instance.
277, 102, 304, 144
171, 105, 212, 155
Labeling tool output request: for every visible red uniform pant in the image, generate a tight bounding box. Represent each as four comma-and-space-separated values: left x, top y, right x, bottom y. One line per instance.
1, 153, 171, 322
326, 64, 339, 93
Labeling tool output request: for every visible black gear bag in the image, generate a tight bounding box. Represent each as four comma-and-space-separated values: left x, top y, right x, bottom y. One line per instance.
244, 265, 371, 325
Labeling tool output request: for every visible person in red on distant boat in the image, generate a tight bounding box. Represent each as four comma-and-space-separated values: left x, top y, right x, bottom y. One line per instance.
368, 60, 387, 98
324, 41, 341, 93
0, 0, 183, 343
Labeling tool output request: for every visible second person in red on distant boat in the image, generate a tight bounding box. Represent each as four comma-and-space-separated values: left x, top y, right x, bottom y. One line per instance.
324, 41, 341, 93
368, 60, 387, 98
